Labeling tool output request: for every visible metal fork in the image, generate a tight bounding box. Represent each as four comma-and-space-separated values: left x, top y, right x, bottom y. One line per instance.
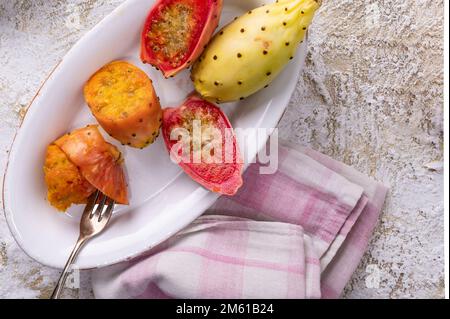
51, 190, 115, 299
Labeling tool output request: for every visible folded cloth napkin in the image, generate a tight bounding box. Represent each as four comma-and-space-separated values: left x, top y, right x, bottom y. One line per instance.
92, 142, 388, 299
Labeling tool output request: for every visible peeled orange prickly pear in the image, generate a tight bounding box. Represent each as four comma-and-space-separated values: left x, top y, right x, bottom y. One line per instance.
52, 126, 128, 206
84, 61, 162, 149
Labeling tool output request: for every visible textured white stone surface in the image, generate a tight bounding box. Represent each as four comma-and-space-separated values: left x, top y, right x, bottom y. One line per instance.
0, 0, 444, 298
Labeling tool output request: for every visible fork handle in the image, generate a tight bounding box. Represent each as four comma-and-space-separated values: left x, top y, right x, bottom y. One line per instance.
51, 236, 87, 299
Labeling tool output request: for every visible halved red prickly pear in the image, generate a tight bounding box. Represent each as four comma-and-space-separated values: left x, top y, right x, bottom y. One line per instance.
162, 94, 243, 195
140, 0, 223, 78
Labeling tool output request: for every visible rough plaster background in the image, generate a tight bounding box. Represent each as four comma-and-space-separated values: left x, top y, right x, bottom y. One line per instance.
0, 0, 445, 298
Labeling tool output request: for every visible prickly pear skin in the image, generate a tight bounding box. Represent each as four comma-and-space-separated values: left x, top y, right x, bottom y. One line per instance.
186, 0, 223, 76
191, 0, 321, 103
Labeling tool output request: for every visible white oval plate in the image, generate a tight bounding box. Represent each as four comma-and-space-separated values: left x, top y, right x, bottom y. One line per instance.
3, 0, 306, 269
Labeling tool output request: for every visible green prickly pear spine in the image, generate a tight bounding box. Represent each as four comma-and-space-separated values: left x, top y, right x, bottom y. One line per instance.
191, 0, 321, 103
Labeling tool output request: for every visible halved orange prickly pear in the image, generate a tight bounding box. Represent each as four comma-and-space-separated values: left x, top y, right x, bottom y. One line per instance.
162, 94, 243, 195
140, 0, 223, 78
54, 125, 128, 205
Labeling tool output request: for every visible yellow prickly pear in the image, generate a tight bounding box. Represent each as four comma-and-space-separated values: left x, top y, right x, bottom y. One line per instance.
191, 0, 321, 103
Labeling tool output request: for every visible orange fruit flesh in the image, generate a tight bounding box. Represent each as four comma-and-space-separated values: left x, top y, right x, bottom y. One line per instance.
85, 61, 152, 120
43, 144, 95, 211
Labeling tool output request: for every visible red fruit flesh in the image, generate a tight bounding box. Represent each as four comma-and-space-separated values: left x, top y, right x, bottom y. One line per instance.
54, 126, 129, 205
141, 0, 223, 78
162, 94, 243, 195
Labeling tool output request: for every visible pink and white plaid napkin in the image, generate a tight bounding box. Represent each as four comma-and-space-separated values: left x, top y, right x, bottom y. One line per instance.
91, 142, 388, 299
